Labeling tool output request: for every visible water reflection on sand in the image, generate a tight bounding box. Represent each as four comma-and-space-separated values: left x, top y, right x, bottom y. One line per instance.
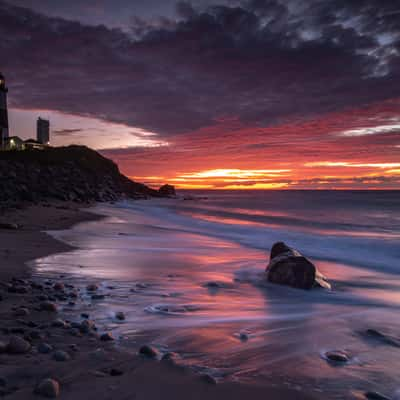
32, 201, 400, 398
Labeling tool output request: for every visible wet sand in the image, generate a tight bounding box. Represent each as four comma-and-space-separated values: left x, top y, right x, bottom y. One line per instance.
0, 202, 317, 399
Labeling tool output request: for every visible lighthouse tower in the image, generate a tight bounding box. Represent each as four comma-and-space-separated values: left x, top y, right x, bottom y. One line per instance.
0, 73, 9, 149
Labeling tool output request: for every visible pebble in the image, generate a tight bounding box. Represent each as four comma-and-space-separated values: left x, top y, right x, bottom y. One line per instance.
69, 328, 82, 337
91, 294, 105, 300
40, 302, 58, 312
81, 313, 89, 319
110, 368, 123, 376
51, 319, 66, 328
100, 333, 114, 342
161, 352, 180, 364
80, 320, 95, 333
139, 345, 160, 358
29, 330, 43, 340
53, 350, 70, 362
34, 378, 60, 398
69, 344, 79, 352
38, 343, 53, 354
14, 307, 30, 317
365, 392, 392, 400
0, 341, 7, 353
325, 351, 349, 363
53, 283, 64, 291
201, 374, 217, 385
93, 370, 108, 378
7, 335, 31, 354
86, 284, 98, 291
115, 312, 125, 321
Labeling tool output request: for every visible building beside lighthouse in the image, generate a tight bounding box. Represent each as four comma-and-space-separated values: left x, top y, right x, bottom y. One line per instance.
37, 117, 50, 145
0, 73, 9, 149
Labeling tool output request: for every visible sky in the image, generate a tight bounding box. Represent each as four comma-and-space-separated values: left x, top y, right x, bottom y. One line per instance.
1, 0, 400, 189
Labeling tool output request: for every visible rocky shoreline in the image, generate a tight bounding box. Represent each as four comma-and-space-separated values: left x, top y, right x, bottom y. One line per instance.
0, 146, 175, 209
0, 203, 316, 400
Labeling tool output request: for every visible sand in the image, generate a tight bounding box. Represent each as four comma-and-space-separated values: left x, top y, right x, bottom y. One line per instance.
0, 202, 317, 399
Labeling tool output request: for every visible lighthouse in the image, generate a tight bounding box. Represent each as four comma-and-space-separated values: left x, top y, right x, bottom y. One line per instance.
0, 73, 9, 149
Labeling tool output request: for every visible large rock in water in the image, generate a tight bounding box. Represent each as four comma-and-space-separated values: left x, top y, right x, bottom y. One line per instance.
266, 242, 331, 290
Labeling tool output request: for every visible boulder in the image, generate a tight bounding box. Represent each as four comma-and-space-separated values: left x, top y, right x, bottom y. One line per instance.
266, 242, 331, 290
34, 378, 60, 398
158, 184, 176, 197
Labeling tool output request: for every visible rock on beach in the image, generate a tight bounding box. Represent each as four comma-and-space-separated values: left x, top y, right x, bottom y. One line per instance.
266, 242, 331, 290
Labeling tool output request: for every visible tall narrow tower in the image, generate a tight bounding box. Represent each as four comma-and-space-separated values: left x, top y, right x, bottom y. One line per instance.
0, 73, 9, 149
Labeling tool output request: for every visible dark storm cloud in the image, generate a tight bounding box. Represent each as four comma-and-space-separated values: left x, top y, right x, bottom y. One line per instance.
0, 0, 399, 136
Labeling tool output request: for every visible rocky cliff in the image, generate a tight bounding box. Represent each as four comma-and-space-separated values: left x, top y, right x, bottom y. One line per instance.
0, 145, 169, 205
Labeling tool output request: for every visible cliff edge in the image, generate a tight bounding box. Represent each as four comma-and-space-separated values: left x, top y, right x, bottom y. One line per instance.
0, 145, 169, 205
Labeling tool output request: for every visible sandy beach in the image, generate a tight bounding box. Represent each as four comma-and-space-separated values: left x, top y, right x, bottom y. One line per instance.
0, 202, 317, 399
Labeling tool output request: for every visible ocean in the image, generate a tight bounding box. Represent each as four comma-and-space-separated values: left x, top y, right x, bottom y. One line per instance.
32, 190, 400, 398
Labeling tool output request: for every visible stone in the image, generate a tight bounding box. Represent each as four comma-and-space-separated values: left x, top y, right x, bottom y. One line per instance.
201, 374, 217, 385
53, 350, 70, 362
325, 351, 349, 363
51, 319, 66, 328
34, 378, 60, 398
40, 302, 58, 312
365, 329, 400, 347
0, 341, 8, 353
7, 335, 31, 354
14, 307, 30, 317
161, 352, 180, 364
80, 319, 95, 333
364, 392, 391, 400
110, 368, 123, 376
115, 312, 125, 321
69, 344, 79, 352
38, 342, 53, 354
158, 184, 176, 197
91, 294, 105, 300
81, 313, 89, 319
53, 283, 64, 291
29, 330, 43, 340
86, 284, 98, 291
100, 333, 114, 342
139, 345, 160, 358
0, 222, 20, 230
266, 242, 331, 290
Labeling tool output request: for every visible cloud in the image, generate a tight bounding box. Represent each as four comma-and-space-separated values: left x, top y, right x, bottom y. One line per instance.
53, 128, 83, 136
339, 122, 400, 136
0, 0, 399, 137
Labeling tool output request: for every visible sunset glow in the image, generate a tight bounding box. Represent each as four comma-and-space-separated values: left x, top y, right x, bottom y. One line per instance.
2, 0, 400, 190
